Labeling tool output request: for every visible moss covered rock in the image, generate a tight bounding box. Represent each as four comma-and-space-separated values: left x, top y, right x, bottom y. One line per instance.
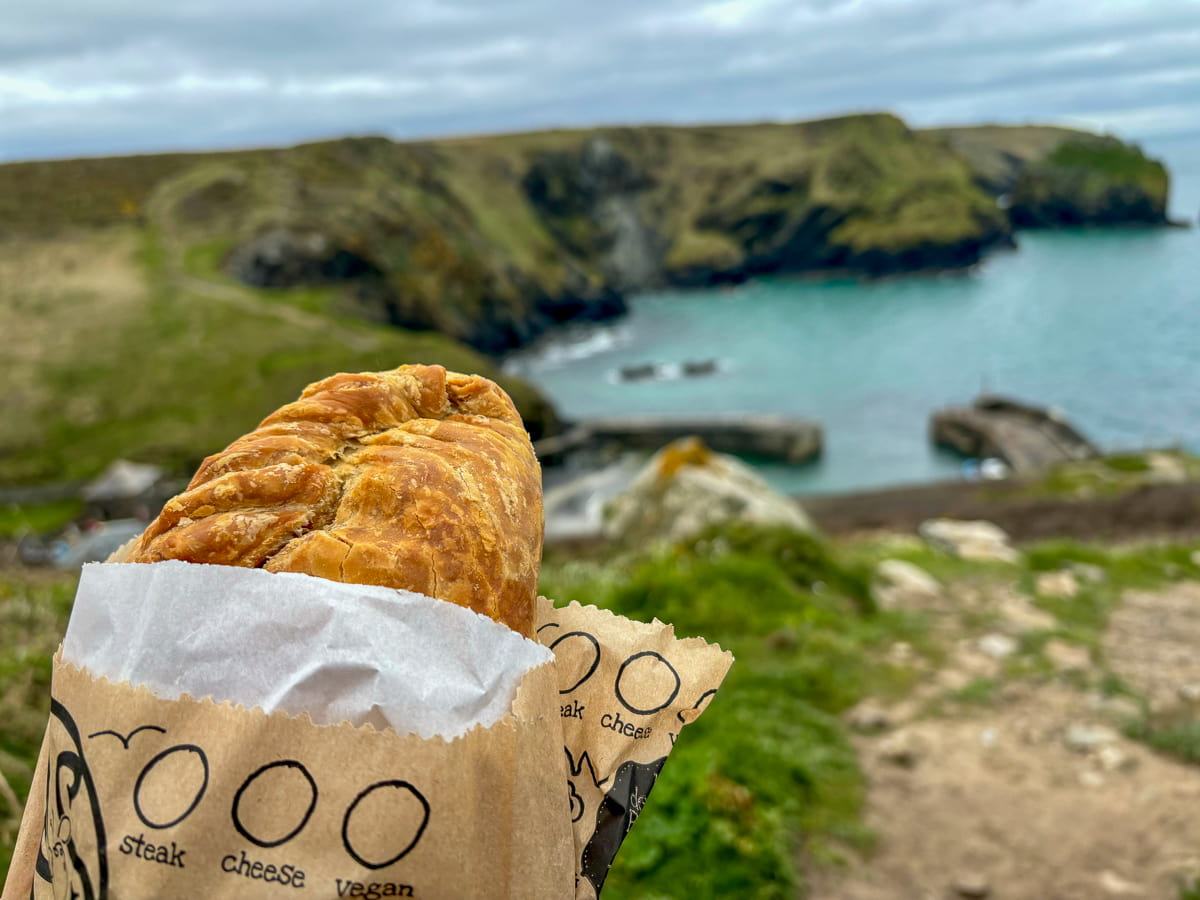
927, 126, 1170, 227
1009, 138, 1169, 227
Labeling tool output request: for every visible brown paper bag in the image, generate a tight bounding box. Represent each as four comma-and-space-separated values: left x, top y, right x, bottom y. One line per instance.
4, 565, 732, 900
22, 655, 571, 900
534, 599, 731, 898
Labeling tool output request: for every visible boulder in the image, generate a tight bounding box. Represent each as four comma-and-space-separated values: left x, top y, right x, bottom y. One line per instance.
1097, 871, 1144, 895
877, 729, 923, 768
952, 873, 992, 899
1086, 692, 1142, 724
1095, 744, 1136, 773
1035, 569, 1080, 598
919, 518, 1020, 563
845, 699, 894, 733
873, 559, 942, 610
998, 596, 1057, 633
978, 633, 1018, 660
1070, 562, 1107, 584
1147, 451, 1189, 484
1044, 639, 1091, 673
602, 437, 813, 545
1064, 723, 1120, 753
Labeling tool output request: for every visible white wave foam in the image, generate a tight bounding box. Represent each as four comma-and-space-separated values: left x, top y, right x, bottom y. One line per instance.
504, 324, 633, 374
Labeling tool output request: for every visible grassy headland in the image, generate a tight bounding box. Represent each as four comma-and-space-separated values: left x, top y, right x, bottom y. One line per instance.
928, 125, 1170, 226
0, 114, 1014, 355
0, 116, 1169, 488
0, 222, 554, 486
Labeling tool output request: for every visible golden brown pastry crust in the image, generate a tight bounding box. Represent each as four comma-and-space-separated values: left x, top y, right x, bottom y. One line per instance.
122, 364, 543, 636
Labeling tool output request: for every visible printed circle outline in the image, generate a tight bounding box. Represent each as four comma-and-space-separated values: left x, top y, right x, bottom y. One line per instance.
341, 780, 430, 870
549, 630, 601, 694
232, 759, 318, 848
614, 651, 680, 715
133, 744, 209, 829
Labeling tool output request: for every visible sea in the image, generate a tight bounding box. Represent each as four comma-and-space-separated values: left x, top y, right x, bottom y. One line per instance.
507, 161, 1200, 496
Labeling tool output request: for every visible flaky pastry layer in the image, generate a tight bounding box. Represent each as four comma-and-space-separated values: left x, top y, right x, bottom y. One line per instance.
122, 364, 543, 636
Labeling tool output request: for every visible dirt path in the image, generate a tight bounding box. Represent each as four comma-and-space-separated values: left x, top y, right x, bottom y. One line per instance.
1105, 583, 1200, 715
808, 581, 1200, 900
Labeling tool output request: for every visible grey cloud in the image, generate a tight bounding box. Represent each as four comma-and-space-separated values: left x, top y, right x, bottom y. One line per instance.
1, 0, 1198, 163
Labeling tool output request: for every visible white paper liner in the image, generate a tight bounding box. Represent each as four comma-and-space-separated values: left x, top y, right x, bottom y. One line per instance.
61, 561, 552, 739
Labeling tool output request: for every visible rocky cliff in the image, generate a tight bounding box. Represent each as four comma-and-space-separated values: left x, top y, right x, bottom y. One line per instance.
926, 125, 1171, 227
0, 117, 1170, 358
0, 114, 1006, 355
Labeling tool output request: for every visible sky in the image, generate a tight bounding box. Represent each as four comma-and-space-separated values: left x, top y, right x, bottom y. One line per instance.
3, 0, 1200, 181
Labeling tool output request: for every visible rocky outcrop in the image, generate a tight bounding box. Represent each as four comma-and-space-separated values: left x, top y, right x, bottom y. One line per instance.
0, 118, 1172, 356
226, 227, 381, 288
671, 120, 1013, 282
135, 116, 1018, 353
874, 559, 943, 611
919, 518, 1020, 563
224, 227, 417, 328
603, 437, 815, 545
1007, 138, 1169, 227
523, 137, 667, 291
927, 127, 1171, 228
225, 225, 627, 351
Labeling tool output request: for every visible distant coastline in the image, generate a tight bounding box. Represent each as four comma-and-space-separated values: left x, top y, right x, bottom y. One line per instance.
0, 114, 1181, 489
0, 114, 1172, 355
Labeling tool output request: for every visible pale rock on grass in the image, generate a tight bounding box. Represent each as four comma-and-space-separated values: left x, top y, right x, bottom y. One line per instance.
1044, 639, 1092, 674
873, 558, 942, 610
1036, 569, 1080, 598
978, 633, 1018, 660
998, 594, 1057, 633
918, 518, 1020, 563
1064, 723, 1121, 753
603, 437, 814, 545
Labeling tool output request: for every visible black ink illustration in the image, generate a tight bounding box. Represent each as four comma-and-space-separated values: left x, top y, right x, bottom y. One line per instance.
579, 757, 665, 895
614, 651, 680, 715
133, 745, 209, 829
341, 780, 430, 870
37, 699, 108, 900
567, 781, 585, 824
671, 688, 719, 742
563, 746, 610, 831
86, 725, 166, 750
232, 760, 318, 848
676, 689, 718, 726
564, 747, 609, 791
548, 631, 601, 694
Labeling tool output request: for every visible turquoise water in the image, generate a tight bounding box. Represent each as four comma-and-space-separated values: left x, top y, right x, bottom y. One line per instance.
508, 179, 1200, 494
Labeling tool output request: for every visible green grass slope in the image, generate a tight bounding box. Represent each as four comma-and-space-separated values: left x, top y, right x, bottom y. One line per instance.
0, 115, 1013, 358
0, 117, 1167, 486
0, 217, 554, 487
